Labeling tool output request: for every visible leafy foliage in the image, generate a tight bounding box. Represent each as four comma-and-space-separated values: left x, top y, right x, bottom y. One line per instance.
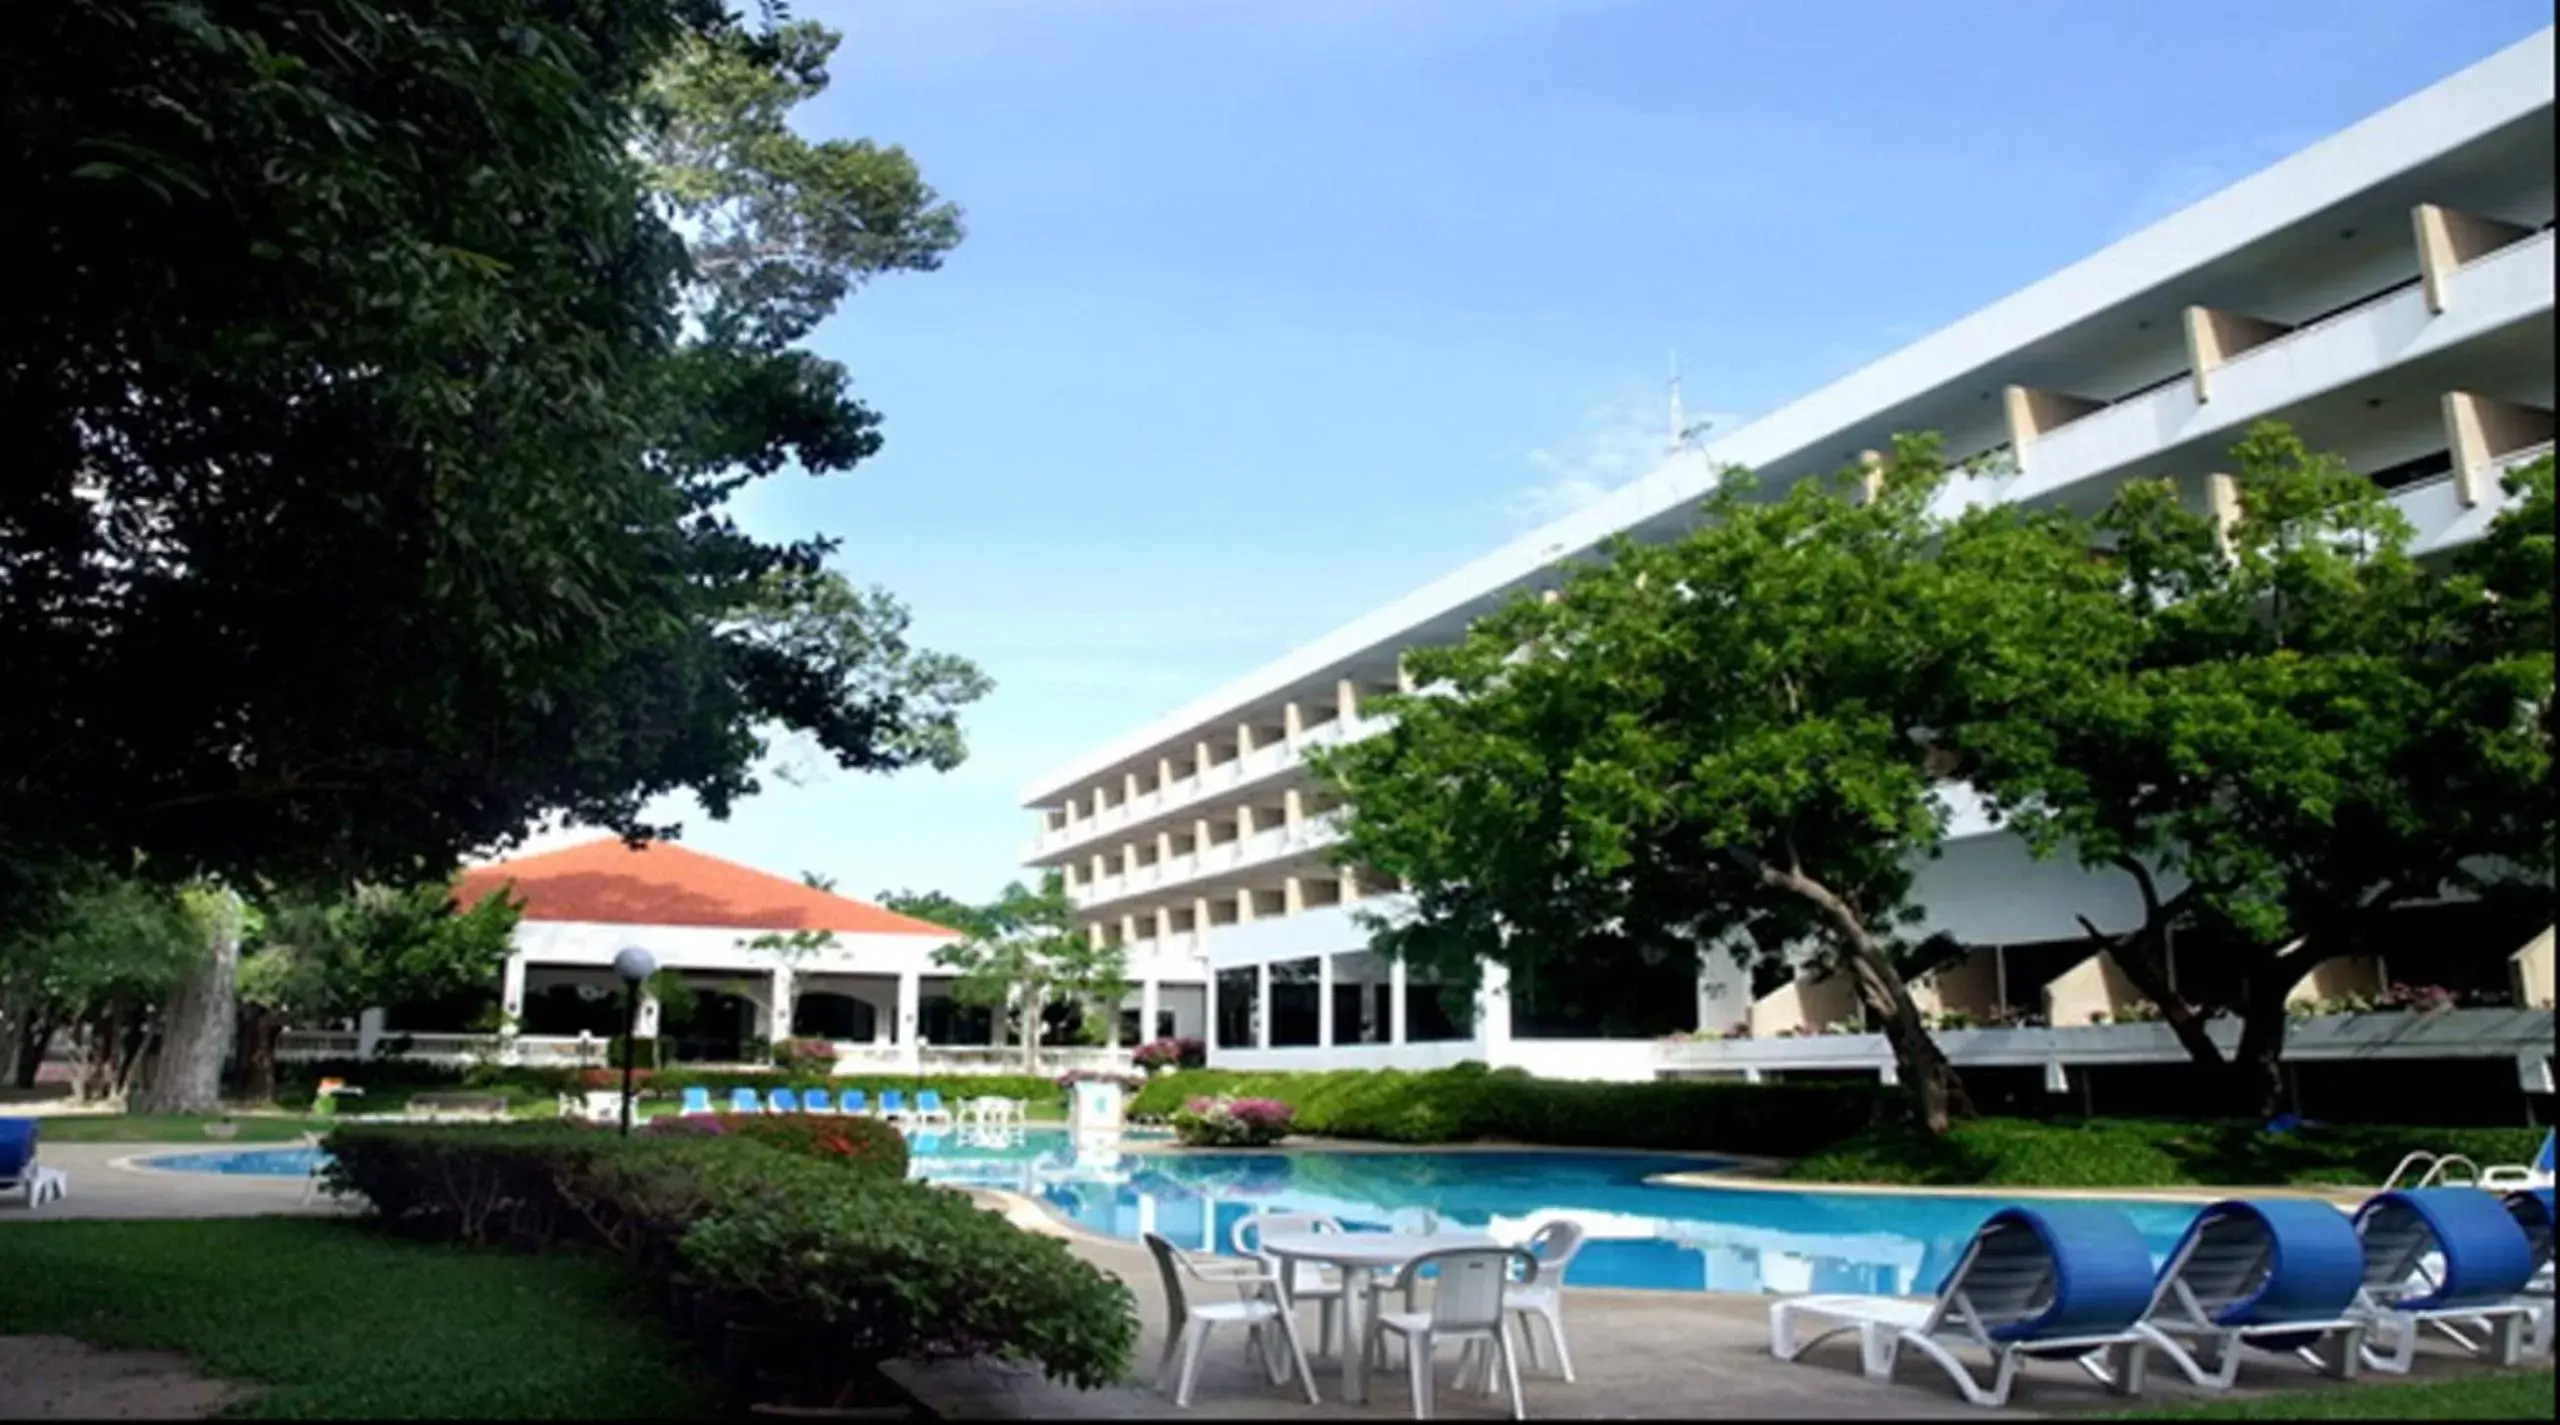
0, 1, 983, 895
1128, 1064, 1891, 1157
1313, 438, 2121, 1132
642, 1109, 908, 1180
322, 1123, 1138, 1389
1169, 1095, 1295, 1147
884, 876, 1129, 1071
1785, 1115, 2550, 1190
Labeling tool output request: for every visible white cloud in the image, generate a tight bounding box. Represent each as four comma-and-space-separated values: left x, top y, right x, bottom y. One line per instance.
1502, 382, 1746, 524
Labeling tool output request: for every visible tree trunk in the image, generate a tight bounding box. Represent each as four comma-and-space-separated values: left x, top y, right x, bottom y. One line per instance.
10, 1013, 55, 1090
134, 900, 242, 1115
2080, 917, 2225, 1067
236, 1004, 285, 1104
2228, 973, 2294, 1120
1020, 994, 1044, 1074
1763, 864, 1972, 1135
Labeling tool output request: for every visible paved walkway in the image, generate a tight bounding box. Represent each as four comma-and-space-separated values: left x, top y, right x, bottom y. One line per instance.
0, 1143, 349, 1221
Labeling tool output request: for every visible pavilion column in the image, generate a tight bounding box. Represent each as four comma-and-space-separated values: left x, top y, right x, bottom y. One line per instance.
896, 971, 922, 1062
500, 952, 528, 1022
1141, 978, 1163, 1045
1476, 959, 1512, 1061
1317, 954, 1336, 1048
1390, 959, 1409, 1045
635, 991, 662, 1039
1204, 971, 1221, 1053
1255, 962, 1273, 1050
769, 964, 796, 1044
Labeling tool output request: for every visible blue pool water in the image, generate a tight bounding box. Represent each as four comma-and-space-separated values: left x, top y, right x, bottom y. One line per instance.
145, 1129, 2206, 1297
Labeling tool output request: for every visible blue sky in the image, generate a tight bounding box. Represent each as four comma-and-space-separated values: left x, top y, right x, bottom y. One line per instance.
602, 0, 2551, 903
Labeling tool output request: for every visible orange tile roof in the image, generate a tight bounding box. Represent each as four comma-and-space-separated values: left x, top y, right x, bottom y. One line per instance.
453, 838, 954, 936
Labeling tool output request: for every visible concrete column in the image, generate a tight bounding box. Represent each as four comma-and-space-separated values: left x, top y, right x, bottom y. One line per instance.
1194, 740, 1214, 779
1283, 788, 1304, 828
1120, 842, 1139, 875
1337, 678, 1360, 725
1317, 954, 1335, 1048
1061, 862, 1079, 894
2414, 202, 2531, 314
1194, 817, 1213, 855
500, 952, 528, 1020
1090, 852, 1108, 885
1237, 804, 1257, 837
1476, 959, 1512, 1060
769, 965, 796, 1042
2443, 390, 2558, 507
1204, 970, 1221, 1052
1396, 656, 1418, 694
896, 971, 922, 1056
1193, 896, 1213, 936
356, 1007, 386, 1059
1085, 920, 1108, 948
1124, 770, 1143, 804
2183, 306, 2290, 403
1141, 978, 1163, 1044
1283, 875, 1306, 915
1153, 905, 1176, 942
1255, 962, 1273, 1050
1283, 701, 1305, 745
2002, 384, 2103, 453
1120, 912, 1142, 947
2206, 472, 2242, 558
1236, 721, 1257, 758
1389, 959, 1409, 1045
1341, 866, 1363, 901
1156, 829, 1175, 866
1235, 888, 1256, 924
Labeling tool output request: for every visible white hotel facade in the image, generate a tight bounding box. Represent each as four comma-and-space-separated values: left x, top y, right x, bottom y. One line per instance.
1017, 30, 2558, 1111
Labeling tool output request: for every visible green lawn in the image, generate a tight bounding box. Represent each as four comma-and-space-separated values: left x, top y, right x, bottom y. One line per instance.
1785, 1118, 2548, 1190
2112, 1368, 2556, 1420
0, 1219, 721, 1419
34, 1114, 328, 1144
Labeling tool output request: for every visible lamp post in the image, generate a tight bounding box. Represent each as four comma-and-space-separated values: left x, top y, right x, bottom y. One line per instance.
613, 946, 657, 1137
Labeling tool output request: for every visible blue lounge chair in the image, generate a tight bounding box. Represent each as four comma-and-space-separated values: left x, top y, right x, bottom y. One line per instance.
768, 1087, 801, 1114
879, 1089, 907, 1120
915, 1089, 950, 1125
2348, 1187, 2538, 1372
727, 1087, 763, 1115
2130, 1198, 2370, 1388
679, 1086, 713, 1116
0, 1118, 65, 1209
802, 1088, 835, 1114
1770, 1204, 2157, 1406
840, 1088, 868, 1116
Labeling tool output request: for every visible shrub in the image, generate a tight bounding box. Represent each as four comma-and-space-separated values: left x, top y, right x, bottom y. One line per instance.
578, 1067, 655, 1092
771, 1038, 840, 1072
1127, 1064, 1889, 1156
643, 1112, 908, 1181
1170, 1095, 1295, 1147
1785, 1117, 2555, 1189
320, 1123, 1136, 1389
1131, 1036, 1205, 1073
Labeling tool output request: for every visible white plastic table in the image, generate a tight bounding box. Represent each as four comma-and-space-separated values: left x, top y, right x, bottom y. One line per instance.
1259, 1228, 1498, 1405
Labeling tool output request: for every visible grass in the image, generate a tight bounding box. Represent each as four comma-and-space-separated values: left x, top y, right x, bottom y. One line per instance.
1784, 1117, 2549, 1190
2111, 1368, 2556, 1419
0, 1218, 721, 1419
34, 1114, 328, 1144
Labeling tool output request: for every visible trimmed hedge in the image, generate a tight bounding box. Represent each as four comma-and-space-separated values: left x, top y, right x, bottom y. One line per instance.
1787, 1117, 2555, 1189
1128, 1063, 1891, 1157
322, 1123, 1136, 1389
643, 1111, 909, 1180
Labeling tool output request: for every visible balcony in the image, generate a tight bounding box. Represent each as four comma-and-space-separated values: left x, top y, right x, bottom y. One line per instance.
1070, 813, 1346, 912
2013, 228, 2554, 506
1023, 715, 1386, 863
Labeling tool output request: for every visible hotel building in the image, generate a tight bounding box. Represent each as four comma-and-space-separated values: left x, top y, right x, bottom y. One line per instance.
1014, 29, 2557, 1116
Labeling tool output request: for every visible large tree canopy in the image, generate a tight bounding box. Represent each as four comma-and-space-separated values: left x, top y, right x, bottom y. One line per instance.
1314, 439, 2128, 1134
1959, 431, 2556, 1112
881, 876, 1129, 1073
0, 1, 984, 901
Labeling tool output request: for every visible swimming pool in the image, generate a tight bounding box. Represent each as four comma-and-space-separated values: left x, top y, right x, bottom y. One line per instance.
143, 1128, 2205, 1296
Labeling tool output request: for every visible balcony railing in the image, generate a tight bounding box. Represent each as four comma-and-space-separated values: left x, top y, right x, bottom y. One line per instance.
1025, 714, 1389, 863
1071, 813, 1346, 911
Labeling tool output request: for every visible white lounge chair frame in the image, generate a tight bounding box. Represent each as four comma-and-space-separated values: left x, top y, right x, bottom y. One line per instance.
1770, 1224, 2150, 1408
2351, 1208, 2536, 1373
2130, 1211, 2365, 1389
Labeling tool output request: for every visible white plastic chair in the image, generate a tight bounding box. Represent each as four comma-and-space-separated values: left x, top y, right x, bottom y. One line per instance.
1143, 1232, 1320, 1409
1233, 1211, 1349, 1356
1368, 1246, 1537, 1420
1504, 1219, 1586, 1382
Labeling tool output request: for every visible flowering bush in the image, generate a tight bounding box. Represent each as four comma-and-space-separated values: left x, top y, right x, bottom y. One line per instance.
577, 1067, 656, 1091
1131, 1037, 1206, 1074
771, 1037, 841, 1072
644, 1111, 909, 1181
1170, 1094, 1294, 1148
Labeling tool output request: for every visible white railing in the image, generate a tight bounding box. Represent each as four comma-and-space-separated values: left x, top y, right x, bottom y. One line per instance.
1069, 812, 1348, 912
1028, 714, 1391, 863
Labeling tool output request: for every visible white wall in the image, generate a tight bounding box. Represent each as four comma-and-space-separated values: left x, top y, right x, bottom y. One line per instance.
509, 919, 956, 975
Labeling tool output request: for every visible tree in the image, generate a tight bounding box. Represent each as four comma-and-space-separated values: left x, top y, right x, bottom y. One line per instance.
0, 862, 204, 1096
235, 879, 523, 1102
1958, 426, 2556, 1114
0, 2, 983, 902
883, 877, 1129, 1072
1313, 438, 2133, 1134
130, 885, 247, 1115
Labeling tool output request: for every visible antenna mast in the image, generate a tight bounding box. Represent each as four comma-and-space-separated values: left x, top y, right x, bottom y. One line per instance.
1668, 349, 1687, 453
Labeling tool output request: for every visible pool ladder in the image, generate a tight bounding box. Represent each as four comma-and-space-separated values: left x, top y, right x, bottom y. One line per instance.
2379, 1151, 2483, 1192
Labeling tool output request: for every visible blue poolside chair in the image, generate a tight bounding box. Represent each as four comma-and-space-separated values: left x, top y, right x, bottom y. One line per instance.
914, 1089, 950, 1125
879, 1089, 907, 1120
2348, 1187, 2539, 1372
768, 1087, 801, 1114
0, 1118, 64, 1209
679, 1086, 714, 1116
1770, 1203, 2158, 1407
2130, 1198, 2370, 1388
840, 1088, 869, 1116
727, 1087, 763, 1115
802, 1088, 835, 1114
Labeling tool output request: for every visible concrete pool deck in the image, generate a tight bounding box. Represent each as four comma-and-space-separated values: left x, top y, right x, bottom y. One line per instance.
4, 1140, 2543, 1421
